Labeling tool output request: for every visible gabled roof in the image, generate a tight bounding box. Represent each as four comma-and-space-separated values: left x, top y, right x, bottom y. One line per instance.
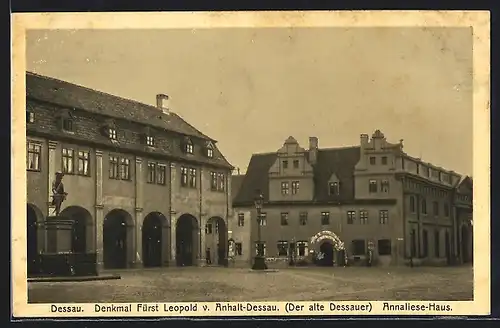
26, 71, 213, 141
455, 175, 473, 193
231, 175, 246, 202
233, 147, 361, 205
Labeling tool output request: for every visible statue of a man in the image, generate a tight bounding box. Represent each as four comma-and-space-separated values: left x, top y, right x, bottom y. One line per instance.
51, 171, 68, 216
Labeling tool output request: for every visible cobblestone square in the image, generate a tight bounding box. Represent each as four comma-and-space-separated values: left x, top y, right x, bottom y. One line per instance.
28, 266, 473, 303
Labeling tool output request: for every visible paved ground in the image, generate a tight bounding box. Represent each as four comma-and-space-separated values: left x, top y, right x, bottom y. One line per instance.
28, 266, 473, 303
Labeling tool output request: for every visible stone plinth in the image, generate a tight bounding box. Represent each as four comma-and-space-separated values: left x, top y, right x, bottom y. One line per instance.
42, 216, 75, 253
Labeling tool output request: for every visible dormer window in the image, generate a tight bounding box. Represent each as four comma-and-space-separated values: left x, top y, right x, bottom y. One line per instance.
26, 110, 35, 124
206, 142, 214, 158
146, 135, 155, 147
108, 128, 117, 140
102, 119, 118, 141
329, 182, 339, 195
58, 110, 75, 133
63, 118, 74, 132
183, 138, 194, 154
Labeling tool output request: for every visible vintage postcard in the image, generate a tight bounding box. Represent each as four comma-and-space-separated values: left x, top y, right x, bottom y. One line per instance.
12, 11, 490, 318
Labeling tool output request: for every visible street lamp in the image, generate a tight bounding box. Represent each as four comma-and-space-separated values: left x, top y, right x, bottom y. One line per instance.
252, 192, 268, 270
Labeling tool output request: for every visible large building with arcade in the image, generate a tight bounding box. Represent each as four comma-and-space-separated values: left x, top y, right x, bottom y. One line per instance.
232, 131, 473, 267
26, 71, 234, 273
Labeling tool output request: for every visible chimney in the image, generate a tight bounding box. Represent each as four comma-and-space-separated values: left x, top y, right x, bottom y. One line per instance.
308, 137, 318, 165
237, 167, 241, 175
156, 94, 170, 115
360, 134, 369, 147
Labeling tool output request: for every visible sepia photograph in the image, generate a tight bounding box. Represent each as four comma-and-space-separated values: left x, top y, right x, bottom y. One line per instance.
12, 11, 490, 317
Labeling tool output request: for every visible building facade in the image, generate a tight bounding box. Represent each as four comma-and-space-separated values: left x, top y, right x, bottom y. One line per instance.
26, 72, 233, 272
232, 131, 473, 267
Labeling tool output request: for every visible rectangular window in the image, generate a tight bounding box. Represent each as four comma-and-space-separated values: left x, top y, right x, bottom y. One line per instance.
259, 213, 267, 226
421, 199, 427, 215
185, 141, 194, 154
329, 182, 339, 195
381, 180, 390, 193
293, 160, 299, 168
369, 156, 376, 165
359, 210, 368, 224
237, 213, 245, 227
277, 241, 288, 257
282, 160, 288, 169
205, 223, 212, 234
444, 203, 450, 217
255, 242, 266, 256
424, 167, 430, 177
379, 210, 389, 224
27, 142, 41, 171
157, 164, 166, 185
347, 211, 356, 224
281, 181, 289, 195
180, 167, 188, 187
434, 231, 440, 257
378, 239, 392, 256
189, 168, 197, 188
147, 162, 156, 184
62, 148, 74, 174
120, 158, 130, 180
352, 240, 366, 256
299, 212, 308, 226
217, 173, 225, 191
109, 155, 119, 179
422, 230, 429, 257
77, 150, 90, 176
297, 241, 308, 256
146, 135, 155, 147
207, 147, 214, 158
291, 181, 300, 195
433, 201, 439, 216
369, 180, 378, 193
235, 243, 242, 256
409, 196, 416, 213
280, 212, 289, 226
321, 212, 330, 225
210, 172, 217, 190
381, 156, 388, 165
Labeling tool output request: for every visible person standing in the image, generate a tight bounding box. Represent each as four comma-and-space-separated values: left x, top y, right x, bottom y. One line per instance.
206, 247, 212, 265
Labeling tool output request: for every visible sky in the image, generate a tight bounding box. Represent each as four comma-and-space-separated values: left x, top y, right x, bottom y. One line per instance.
26, 27, 473, 176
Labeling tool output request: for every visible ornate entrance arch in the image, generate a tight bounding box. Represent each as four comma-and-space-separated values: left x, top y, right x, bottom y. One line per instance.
310, 230, 346, 266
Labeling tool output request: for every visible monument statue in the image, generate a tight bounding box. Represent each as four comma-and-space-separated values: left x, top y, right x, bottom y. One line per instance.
51, 171, 68, 216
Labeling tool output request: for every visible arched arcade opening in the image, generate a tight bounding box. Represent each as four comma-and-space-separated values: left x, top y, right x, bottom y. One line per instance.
205, 216, 228, 266
59, 206, 94, 254
103, 209, 134, 269
142, 212, 171, 267
27, 204, 44, 275
310, 230, 346, 267
175, 214, 199, 267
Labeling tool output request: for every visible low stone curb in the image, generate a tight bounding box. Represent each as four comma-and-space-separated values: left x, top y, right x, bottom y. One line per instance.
28, 274, 121, 283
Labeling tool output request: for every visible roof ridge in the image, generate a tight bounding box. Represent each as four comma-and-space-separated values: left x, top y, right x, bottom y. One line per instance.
26, 70, 217, 142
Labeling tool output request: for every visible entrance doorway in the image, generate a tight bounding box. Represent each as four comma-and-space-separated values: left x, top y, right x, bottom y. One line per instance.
59, 206, 93, 254
445, 231, 451, 264
142, 212, 170, 267
319, 241, 334, 266
27, 204, 41, 275
176, 214, 198, 267
103, 209, 133, 269
205, 217, 227, 266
